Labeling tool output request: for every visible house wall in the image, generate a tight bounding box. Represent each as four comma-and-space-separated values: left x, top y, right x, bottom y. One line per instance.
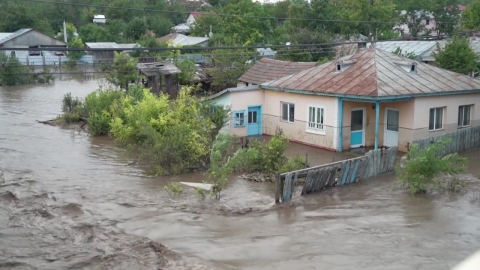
412, 93, 480, 140
263, 90, 337, 150
2, 30, 66, 47
186, 14, 196, 24
229, 90, 265, 136
341, 100, 415, 152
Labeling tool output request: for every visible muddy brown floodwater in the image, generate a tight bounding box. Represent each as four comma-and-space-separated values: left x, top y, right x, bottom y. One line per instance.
1, 80, 480, 270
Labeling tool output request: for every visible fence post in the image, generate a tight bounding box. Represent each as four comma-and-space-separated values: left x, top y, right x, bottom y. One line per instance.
275, 173, 281, 204
305, 152, 308, 168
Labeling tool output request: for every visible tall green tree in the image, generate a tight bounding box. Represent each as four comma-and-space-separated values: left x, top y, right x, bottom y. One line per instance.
79, 23, 111, 42
461, 0, 480, 29
432, 0, 460, 37
125, 18, 147, 40
434, 36, 478, 75
107, 51, 141, 90
342, 0, 397, 39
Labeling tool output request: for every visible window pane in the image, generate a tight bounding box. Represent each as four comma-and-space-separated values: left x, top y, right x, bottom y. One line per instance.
309, 107, 314, 124
429, 108, 435, 130
351, 110, 363, 131
240, 113, 244, 125
387, 110, 399, 132
289, 104, 295, 122
282, 103, 288, 121
248, 111, 252, 124
252, 111, 257, 123
464, 105, 471, 126
435, 108, 443, 129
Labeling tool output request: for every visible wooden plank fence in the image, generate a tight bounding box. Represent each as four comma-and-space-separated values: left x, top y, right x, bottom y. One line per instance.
275, 147, 398, 203
411, 126, 480, 156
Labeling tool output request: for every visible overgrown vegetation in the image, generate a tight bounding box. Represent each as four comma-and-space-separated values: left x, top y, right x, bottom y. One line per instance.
396, 138, 469, 194
0, 54, 54, 86
60, 86, 229, 175
392, 47, 417, 59
206, 128, 306, 199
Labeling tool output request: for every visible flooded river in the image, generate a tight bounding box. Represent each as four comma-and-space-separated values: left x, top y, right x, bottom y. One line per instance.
1, 80, 480, 270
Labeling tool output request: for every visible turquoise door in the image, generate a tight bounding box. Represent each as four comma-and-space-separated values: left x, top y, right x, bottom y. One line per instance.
350, 109, 364, 148
247, 106, 261, 136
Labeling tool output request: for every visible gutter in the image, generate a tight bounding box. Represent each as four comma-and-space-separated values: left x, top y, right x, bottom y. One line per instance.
260, 85, 480, 101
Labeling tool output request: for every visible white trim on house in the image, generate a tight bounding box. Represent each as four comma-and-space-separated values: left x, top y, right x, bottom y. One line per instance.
305, 104, 326, 135
333, 98, 339, 150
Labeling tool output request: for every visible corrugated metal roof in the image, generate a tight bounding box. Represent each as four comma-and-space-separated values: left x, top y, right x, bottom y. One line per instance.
0, 29, 32, 44
0, 33, 12, 41
239, 58, 316, 85
157, 33, 208, 46
371, 41, 439, 59
85, 42, 120, 49
262, 49, 480, 97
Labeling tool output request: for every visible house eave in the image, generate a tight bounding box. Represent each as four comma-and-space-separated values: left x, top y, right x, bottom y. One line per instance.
260, 85, 480, 102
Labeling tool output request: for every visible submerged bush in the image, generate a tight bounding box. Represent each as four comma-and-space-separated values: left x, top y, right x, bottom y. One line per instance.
396, 138, 468, 194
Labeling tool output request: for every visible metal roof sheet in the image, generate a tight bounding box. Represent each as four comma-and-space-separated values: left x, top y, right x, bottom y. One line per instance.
0, 33, 12, 41
85, 42, 120, 49
371, 41, 439, 59
0, 29, 32, 44
239, 58, 316, 85
205, 85, 260, 100
262, 49, 480, 97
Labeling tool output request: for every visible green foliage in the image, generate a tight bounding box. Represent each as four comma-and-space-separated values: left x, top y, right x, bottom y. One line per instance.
84, 89, 125, 135
79, 24, 111, 42
125, 18, 147, 40
392, 47, 417, 59
62, 112, 81, 124
0, 54, 34, 86
62, 92, 83, 113
176, 59, 197, 85
164, 182, 183, 196
208, 49, 254, 90
396, 138, 468, 194
462, 0, 480, 29
276, 27, 334, 62
107, 51, 141, 90
147, 16, 174, 37
434, 36, 478, 75
279, 155, 306, 174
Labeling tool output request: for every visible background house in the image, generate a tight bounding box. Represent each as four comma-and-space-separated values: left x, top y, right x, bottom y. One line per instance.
85, 42, 141, 64
210, 48, 480, 153
172, 12, 213, 35
238, 58, 315, 87
0, 28, 85, 66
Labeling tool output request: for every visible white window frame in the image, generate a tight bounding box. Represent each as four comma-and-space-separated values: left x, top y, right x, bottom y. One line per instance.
281, 102, 295, 123
306, 105, 326, 135
233, 110, 245, 128
429, 107, 444, 131
458, 105, 473, 128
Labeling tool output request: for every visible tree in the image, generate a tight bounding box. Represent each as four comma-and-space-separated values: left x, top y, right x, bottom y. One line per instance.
208, 49, 254, 90
434, 36, 478, 75
0, 54, 34, 86
432, 0, 461, 37
125, 18, 147, 41
396, 139, 468, 194
276, 28, 334, 62
79, 24, 111, 42
66, 37, 86, 68
148, 16, 174, 37
58, 22, 78, 43
461, 0, 480, 29
342, 0, 397, 39
107, 51, 141, 90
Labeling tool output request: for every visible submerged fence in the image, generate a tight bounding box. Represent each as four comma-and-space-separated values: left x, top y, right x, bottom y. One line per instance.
275, 147, 398, 203
411, 126, 480, 155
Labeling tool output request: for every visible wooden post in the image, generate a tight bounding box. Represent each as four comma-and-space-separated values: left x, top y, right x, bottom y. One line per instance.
305, 152, 308, 168
275, 173, 281, 204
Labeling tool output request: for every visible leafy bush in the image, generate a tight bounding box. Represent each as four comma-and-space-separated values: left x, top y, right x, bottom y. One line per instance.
396, 138, 468, 194
62, 112, 80, 124
0, 54, 34, 86
279, 155, 306, 174
84, 89, 124, 135
62, 92, 83, 113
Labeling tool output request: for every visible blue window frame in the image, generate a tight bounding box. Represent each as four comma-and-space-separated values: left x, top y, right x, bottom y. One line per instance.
233, 110, 245, 127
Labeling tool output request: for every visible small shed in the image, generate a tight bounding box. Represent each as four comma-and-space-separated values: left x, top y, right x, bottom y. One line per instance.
137, 61, 182, 98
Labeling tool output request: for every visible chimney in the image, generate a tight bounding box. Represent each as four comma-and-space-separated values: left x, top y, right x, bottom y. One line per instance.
357, 41, 367, 53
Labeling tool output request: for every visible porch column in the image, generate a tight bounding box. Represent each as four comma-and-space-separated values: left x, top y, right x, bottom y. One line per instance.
374, 101, 380, 150
338, 98, 344, 152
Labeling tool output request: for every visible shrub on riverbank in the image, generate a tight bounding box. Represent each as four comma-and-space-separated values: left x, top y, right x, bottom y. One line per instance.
206, 129, 306, 197
0, 54, 54, 86
59, 86, 229, 175
396, 138, 468, 194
